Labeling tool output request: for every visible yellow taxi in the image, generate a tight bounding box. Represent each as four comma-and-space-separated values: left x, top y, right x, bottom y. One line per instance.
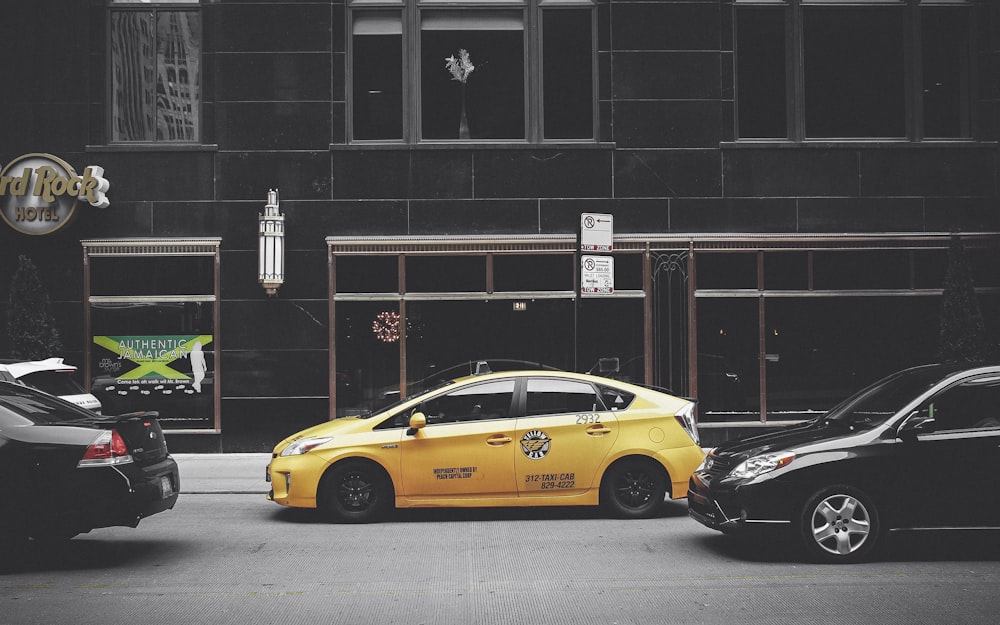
267, 370, 704, 522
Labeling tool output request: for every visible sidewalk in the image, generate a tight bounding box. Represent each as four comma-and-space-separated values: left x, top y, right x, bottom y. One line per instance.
173, 453, 272, 494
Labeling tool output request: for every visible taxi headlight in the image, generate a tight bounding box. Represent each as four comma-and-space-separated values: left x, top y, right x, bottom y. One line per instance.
280, 436, 334, 457
729, 452, 795, 480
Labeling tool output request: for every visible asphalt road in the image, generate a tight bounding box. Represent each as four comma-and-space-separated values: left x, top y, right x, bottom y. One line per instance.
2, 455, 1000, 624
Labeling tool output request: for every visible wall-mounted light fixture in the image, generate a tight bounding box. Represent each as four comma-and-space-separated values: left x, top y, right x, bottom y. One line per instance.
258, 188, 285, 296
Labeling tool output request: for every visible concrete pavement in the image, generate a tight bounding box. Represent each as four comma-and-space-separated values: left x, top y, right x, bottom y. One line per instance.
173, 453, 272, 494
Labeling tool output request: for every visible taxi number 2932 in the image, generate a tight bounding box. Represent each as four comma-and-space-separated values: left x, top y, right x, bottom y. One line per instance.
576, 413, 601, 424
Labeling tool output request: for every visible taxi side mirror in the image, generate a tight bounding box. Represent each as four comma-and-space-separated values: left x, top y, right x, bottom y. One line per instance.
406, 411, 427, 436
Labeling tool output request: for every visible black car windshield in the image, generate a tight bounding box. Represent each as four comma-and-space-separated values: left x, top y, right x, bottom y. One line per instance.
0, 383, 90, 427
822, 367, 954, 428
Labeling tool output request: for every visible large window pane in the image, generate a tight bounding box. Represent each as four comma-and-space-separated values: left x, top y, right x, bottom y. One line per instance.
736, 6, 786, 139
543, 9, 593, 139
922, 7, 971, 138
111, 9, 200, 142
406, 255, 486, 292
803, 7, 904, 138
764, 297, 940, 419
494, 254, 573, 291
421, 11, 525, 140
337, 302, 401, 415
90, 256, 214, 297
813, 251, 910, 290
336, 255, 399, 293
696, 253, 757, 290
353, 12, 403, 140
406, 299, 575, 386
90, 302, 215, 429
697, 298, 760, 419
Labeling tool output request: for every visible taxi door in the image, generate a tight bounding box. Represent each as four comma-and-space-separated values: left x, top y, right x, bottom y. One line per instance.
515, 377, 619, 497
400, 379, 519, 499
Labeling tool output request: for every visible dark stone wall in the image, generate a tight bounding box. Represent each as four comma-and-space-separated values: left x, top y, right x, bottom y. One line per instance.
0, 0, 997, 451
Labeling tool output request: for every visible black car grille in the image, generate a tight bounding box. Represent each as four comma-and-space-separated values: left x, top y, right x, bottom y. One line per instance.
703, 453, 737, 478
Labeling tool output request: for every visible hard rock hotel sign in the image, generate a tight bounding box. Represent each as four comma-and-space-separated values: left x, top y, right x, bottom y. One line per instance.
0, 153, 110, 235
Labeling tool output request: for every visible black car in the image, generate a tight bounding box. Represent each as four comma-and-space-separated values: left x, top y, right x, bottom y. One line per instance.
0, 381, 179, 543
688, 363, 1000, 563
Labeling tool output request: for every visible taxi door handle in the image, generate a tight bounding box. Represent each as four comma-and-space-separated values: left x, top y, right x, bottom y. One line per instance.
586, 425, 612, 435
487, 435, 513, 446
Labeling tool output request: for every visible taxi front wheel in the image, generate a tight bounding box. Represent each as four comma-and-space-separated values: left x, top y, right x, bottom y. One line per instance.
601, 458, 667, 519
318, 460, 393, 523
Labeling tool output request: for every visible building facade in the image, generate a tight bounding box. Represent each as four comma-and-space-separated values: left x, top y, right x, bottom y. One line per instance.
1, 0, 998, 451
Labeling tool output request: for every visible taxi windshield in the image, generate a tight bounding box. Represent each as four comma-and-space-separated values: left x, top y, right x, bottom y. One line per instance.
357, 379, 456, 420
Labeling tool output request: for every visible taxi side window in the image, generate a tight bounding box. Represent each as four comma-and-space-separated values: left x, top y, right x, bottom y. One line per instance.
525, 378, 603, 417
598, 385, 635, 411
420, 379, 516, 425
923, 377, 1000, 431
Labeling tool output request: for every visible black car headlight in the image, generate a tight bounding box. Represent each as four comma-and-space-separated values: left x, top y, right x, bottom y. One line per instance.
729, 452, 795, 480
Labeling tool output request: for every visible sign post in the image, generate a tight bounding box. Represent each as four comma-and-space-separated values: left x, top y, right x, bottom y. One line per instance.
575, 213, 614, 371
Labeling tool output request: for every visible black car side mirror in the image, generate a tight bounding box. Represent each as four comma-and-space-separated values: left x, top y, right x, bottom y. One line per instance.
899, 409, 936, 438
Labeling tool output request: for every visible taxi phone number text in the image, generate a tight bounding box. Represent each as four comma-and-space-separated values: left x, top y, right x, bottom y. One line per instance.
525, 473, 576, 489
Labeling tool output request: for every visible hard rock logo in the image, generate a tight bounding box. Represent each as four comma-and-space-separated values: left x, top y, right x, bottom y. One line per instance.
520, 430, 551, 460
0, 153, 110, 235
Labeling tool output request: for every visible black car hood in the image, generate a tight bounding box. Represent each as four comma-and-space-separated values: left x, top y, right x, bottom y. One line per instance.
712, 420, 859, 461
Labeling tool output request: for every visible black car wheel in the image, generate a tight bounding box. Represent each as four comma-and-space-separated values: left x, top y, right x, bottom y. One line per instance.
799, 485, 880, 563
601, 458, 667, 518
318, 461, 392, 523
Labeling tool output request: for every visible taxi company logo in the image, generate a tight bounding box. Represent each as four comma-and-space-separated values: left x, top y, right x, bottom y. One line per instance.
0, 153, 110, 235
520, 430, 551, 460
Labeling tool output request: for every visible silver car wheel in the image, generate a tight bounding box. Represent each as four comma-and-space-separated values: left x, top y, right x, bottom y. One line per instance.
809, 493, 872, 556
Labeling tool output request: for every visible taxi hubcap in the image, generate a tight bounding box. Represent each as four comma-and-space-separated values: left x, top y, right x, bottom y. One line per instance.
616, 471, 654, 507
338, 472, 375, 510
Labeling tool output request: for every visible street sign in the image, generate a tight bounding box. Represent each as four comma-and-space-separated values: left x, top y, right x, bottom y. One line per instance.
580, 213, 613, 252
581, 255, 614, 295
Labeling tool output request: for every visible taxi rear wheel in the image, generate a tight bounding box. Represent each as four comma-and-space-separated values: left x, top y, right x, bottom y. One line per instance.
318, 461, 392, 523
601, 458, 667, 519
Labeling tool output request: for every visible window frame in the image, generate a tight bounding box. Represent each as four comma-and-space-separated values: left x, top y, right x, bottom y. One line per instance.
106, 0, 204, 145
346, 0, 598, 144
733, 0, 975, 142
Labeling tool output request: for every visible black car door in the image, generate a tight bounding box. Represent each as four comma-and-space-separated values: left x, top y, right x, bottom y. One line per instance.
896, 374, 1000, 528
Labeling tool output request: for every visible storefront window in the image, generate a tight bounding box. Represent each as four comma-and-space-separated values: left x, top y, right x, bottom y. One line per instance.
406, 299, 576, 385
494, 254, 573, 292
337, 255, 399, 293
697, 298, 760, 419
336, 301, 402, 415
83, 239, 220, 431
407, 255, 486, 292
90, 302, 215, 429
763, 297, 940, 419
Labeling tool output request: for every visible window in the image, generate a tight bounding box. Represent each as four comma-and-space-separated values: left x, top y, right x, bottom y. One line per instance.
109, 0, 201, 143
735, 0, 972, 140
924, 377, 1000, 431
83, 239, 220, 431
349, 0, 595, 143
420, 379, 516, 424
525, 378, 602, 416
